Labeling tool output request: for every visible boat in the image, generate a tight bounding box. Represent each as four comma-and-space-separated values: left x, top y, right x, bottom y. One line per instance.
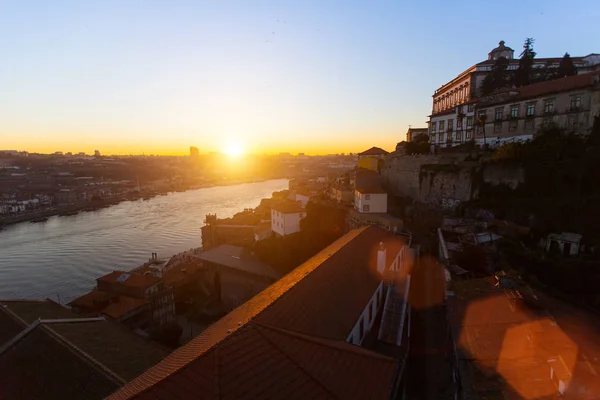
30, 217, 49, 223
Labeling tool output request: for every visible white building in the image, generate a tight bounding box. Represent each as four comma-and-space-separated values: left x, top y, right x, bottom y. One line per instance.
270, 200, 306, 236
428, 41, 600, 148
354, 186, 387, 213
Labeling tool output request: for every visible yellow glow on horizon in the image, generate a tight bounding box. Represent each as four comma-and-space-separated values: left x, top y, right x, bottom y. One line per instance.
222, 138, 246, 158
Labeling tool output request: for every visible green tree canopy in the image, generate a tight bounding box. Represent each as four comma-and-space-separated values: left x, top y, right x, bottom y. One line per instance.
558, 52, 578, 77
515, 38, 536, 87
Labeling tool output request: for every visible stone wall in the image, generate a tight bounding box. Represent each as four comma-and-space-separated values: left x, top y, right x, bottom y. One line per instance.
482, 162, 525, 189
418, 166, 476, 210
382, 153, 467, 200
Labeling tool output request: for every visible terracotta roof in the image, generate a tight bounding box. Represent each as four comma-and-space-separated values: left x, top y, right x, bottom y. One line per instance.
98, 271, 161, 289
121, 322, 397, 400
69, 289, 114, 309
0, 299, 170, 384
480, 71, 600, 106
101, 296, 148, 319
356, 185, 387, 194
358, 146, 389, 156
0, 321, 121, 400
161, 261, 203, 288
107, 226, 407, 400
270, 199, 305, 213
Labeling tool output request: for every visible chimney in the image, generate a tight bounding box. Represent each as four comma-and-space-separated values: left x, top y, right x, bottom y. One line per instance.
377, 241, 387, 274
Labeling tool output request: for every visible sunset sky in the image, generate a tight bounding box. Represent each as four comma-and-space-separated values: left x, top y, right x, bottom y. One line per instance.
1, 0, 599, 155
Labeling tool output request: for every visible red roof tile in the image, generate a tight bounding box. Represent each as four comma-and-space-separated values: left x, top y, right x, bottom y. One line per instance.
481, 71, 600, 106
358, 146, 389, 156
101, 296, 148, 319
97, 271, 161, 289
270, 200, 305, 213
107, 226, 407, 400
356, 186, 387, 194
117, 322, 397, 400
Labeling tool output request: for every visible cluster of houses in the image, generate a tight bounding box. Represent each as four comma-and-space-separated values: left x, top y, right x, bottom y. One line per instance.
403, 41, 600, 149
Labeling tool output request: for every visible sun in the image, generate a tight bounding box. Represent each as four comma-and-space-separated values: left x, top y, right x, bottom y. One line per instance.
223, 140, 245, 157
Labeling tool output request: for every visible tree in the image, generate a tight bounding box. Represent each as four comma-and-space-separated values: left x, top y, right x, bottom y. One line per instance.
558, 52, 578, 77
477, 114, 488, 148
405, 134, 430, 154
515, 38, 536, 87
481, 56, 510, 95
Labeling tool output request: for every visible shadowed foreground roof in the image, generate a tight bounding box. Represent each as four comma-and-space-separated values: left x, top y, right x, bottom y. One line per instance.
108, 226, 407, 400
0, 300, 170, 400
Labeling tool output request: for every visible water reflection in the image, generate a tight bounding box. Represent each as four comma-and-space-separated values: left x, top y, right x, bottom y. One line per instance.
0, 179, 288, 302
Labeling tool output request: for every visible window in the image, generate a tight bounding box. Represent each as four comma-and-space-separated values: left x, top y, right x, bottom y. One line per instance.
365, 194, 370, 200
447, 119, 453, 131
509, 120, 518, 131
457, 117, 463, 129
494, 121, 502, 133
466, 130, 472, 139
439, 120, 445, 132
510, 105, 519, 118
431, 122, 437, 133
466, 116, 473, 127
544, 101, 554, 114
570, 95, 581, 110
494, 107, 503, 121
455, 132, 461, 141
526, 103, 536, 116
362, 205, 370, 212
468, 104, 474, 112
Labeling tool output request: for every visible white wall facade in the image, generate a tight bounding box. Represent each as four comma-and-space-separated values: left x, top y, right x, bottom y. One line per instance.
347, 245, 406, 345
271, 209, 305, 236
354, 191, 387, 213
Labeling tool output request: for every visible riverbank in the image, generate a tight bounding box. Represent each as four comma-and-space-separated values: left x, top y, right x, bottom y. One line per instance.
0, 179, 291, 301
0, 176, 283, 227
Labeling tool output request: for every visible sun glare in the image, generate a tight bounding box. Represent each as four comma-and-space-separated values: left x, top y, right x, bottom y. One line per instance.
223, 140, 245, 157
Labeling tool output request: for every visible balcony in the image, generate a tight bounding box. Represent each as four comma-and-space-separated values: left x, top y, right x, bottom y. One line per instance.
566, 106, 582, 113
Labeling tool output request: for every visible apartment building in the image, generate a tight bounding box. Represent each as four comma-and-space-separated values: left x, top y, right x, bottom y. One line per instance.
428, 40, 600, 148
107, 226, 413, 400
476, 72, 600, 146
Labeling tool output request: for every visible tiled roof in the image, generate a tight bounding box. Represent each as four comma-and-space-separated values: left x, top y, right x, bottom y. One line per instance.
161, 261, 203, 288
0, 323, 121, 400
270, 199, 305, 213
101, 296, 148, 319
356, 185, 387, 194
123, 322, 397, 400
49, 319, 170, 381
480, 71, 600, 106
108, 226, 407, 400
0, 300, 170, 386
198, 244, 281, 280
98, 271, 161, 289
358, 146, 389, 156
69, 289, 114, 309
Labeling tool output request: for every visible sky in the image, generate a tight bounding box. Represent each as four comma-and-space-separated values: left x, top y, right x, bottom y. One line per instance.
1, 0, 599, 156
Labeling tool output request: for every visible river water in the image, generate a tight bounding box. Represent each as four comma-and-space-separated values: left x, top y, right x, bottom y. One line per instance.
0, 179, 288, 303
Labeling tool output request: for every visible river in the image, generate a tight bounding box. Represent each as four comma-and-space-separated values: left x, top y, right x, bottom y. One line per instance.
0, 179, 289, 303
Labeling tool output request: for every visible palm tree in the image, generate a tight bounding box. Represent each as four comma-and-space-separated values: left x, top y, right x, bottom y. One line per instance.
477, 114, 488, 148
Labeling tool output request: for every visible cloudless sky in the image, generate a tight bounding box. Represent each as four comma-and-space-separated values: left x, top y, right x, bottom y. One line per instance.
1, 0, 599, 155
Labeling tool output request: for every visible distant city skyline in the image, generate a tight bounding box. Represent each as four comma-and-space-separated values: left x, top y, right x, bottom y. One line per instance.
1, 0, 599, 155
